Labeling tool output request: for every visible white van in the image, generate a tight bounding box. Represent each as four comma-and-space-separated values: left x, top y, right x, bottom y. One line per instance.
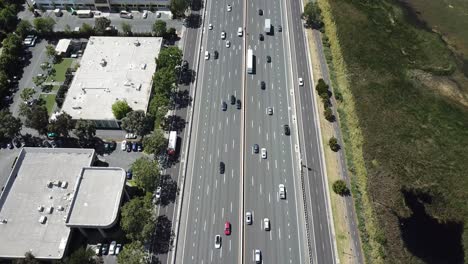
237, 27, 243, 37
205, 51, 210, 60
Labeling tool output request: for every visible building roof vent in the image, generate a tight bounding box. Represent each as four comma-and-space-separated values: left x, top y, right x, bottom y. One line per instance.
39, 216, 47, 224
100, 59, 107, 67
60, 181, 68, 189
37, 206, 44, 212
46, 207, 53, 214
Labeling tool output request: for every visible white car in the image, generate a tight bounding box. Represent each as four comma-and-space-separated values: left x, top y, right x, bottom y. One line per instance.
95, 243, 102, 255
227, 4, 232, 11
225, 40, 231, 48
125, 133, 137, 139
115, 244, 122, 255
254, 249, 262, 263
261, 148, 267, 159
208, 24, 213, 30
205, 51, 210, 60
142, 10, 148, 18
266, 107, 273, 115
155, 186, 162, 199
299, 77, 304, 86
221, 31, 226, 39
121, 140, 127, 151
263, 218, 270, 231
237, 27, 243, 36
279, 184, 286, 199
109, 241, 117, 255
246, 211, 252, 225
215, 235, 221, 249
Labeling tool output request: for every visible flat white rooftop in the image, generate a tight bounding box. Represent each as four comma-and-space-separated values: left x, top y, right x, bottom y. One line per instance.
66, 167, 126, 228
61, 36, 162, 121
0, 148, 95, 259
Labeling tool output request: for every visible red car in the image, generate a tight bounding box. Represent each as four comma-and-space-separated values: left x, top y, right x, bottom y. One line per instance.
224, 221, 231, 235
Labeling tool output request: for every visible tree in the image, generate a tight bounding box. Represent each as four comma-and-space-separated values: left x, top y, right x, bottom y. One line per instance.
95, 17, 111, 34
302, 2, 323, 29
64, 24, 71, 33
152, 20, 167, 37
112, 100, 133, 120
315, 78, 329, 96
33, 17, 56, 34
74, 119, 96, 141
13, 252, 40, 264
121, 22, 132, 35
45, 44, 56, 59
131, 157, 161, 193
165, 27, 177, 40
20, 88, 36, 102
332, 180, 349, 196
117, 241, 147, 264
324, 107, 334, 122
0, 4, 17, 32
153, 67, 177, 97
121, 110, 153, 136
23, 105, 49, 135
79, 23, 94, 35
48, 112, 74, 137
65, 247, 97, 264
0, 110, 22, 139
2, 33, 23, 58
16, 20, 32, 37
156, 46, 183, 70
170, 0, 190, 18
142, 129, 167, 156
120, 193, 155, 241
0, 71, 10, 96
328, 136, 340, 152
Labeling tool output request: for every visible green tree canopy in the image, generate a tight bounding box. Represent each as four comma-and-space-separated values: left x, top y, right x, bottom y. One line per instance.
16, 20, 32, 37
45, 44, 56, 59
79, 23, 94, 35
328, 136, 340, 151
65, 247, 97, 264
33, 17, 56, 34
153, 67, 177, 97
23, 105, 49, 135
142, 129, 167, 156
0, 71, 10, 96
121, 110, 153, 136
74, 119, 96, 141
315, 78, 329, 95
47, 112, 74, 137
2, 33, 22, 58
152, 20, 167, 37
170, 0, 190, 18
131, 156, 161, 193
302, 2, 323, 29
120, 193, 155, 241
156, 46, 183, 70
0, 4, 17, 32
116, 241, 147, 264
121, 22, 132, 35
112, 100, 133, 120
94, 17, 111, 34
0, 110, 22, 139
332, 180, 349, 196
148, 93, 170, 117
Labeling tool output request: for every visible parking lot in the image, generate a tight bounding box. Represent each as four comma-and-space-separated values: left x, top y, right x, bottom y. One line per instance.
18, 8, 184, 34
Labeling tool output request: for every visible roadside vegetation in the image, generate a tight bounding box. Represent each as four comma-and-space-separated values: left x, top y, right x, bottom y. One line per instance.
318, 0, 468, 263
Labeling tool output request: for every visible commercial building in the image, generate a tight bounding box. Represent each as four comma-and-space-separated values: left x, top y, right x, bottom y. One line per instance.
61, 36, 162, 128
29, 0, 170, 10
0, 148, 127, 260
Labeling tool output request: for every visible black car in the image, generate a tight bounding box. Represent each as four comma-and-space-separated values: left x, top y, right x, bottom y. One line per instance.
182, 60, 189, 71
222, 101, 227, 111
259, 34, 264, 41
261, 81, 266, 90
266, 56, 271, 63
126, 169, 133, 180
283, 124, 290, 136
258, 9, 263, 15
230, 95, 236, 105
126, 142, 132, 152
278, 25, 282, 32
253, 144, 259, 153
236, 99, 241, 109
214, 50, 219, 59
219, 162, 225, 174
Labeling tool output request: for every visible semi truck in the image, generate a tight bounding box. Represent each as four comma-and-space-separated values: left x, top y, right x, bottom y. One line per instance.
167, 131, 177, 155
264, 19, 271, 34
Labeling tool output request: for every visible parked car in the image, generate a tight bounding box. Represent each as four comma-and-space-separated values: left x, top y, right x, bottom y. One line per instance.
125, 133, 137, 139
95, 243, 102, 255
126, 142, 132, 152
126, 169, 133, 180
132, 142, 138, 152
121, 140, 127, 151
142, 10, 148, 18
101, 244, 109, 255
115, 244, 122, 255
137, 143, 142, 152
155, 186, 162, 199
109, 241, 117, 255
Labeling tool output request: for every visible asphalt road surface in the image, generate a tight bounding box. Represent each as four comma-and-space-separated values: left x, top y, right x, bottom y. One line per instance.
176, 0, 244, 262
242, 0, 308, 262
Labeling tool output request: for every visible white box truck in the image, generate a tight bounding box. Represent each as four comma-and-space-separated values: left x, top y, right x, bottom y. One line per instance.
264, 19, 271, 34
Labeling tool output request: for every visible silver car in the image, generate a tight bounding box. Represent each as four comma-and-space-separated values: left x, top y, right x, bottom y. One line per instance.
246, 211, 252, 225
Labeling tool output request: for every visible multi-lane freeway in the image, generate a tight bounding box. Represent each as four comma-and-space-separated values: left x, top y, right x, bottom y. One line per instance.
173, 0, 343, 262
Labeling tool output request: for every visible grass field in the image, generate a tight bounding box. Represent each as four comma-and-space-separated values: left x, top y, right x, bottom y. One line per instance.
46, 58, 73, 83
320, 0, 468, 263
39, 94, 56, 115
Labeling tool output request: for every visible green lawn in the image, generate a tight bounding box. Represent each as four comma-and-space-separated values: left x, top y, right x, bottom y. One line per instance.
46, 58, 73, 83
39, 94, 56, 115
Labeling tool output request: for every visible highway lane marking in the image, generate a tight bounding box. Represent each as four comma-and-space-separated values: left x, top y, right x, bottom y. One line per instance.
226, 116, 229, 125
251, 120, 254, 128
224, 174, 226, 183
258, 126, 261, 135
266, 132, 269, 141
204, 220, 206, 231
275, 159, 278, 169
213, 213, 216, 224
267, 161, 270, 170
231, 169, 234, 178
269, 192, 271, 204
217, 148, 220, 157
218, 122, 221, 131
251, 176, 254, 186
229, 240, 232, 251
225, 143, 227, 152
231, 202, 233, 213
270, 231, 273, 241
215, 179, 217, 189
222, 207, 225, 218
260, 183, 262, 195
232, 139, 235, 149
209, 154, 212, 163
206, 185, 210, 196
234, 113, 236, 121
279, 227, 281, 240
274, 131, 276, 140
211, 126, 214, 134
211, 250, 213, 262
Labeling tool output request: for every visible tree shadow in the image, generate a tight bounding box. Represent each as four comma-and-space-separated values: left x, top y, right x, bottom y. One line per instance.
151, 215, 175, 254
156, 175, 179, 207
173, 90, 192, 109
185, 14, 201, 28
160, 115, 186, 133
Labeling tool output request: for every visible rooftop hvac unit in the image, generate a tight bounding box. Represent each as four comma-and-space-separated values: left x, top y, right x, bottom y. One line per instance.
100, 59, 107, 67
57, 205, 64, 211
37, 206, 44, 212
134, 40, 140, 46
46, 181, 53, 188
39, 216, 47, 224
46, 207, 53, 214
53, 181, 61, 186
137, 84, 142, 91
0, 219, 7, 224
140, 64, 146, 70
